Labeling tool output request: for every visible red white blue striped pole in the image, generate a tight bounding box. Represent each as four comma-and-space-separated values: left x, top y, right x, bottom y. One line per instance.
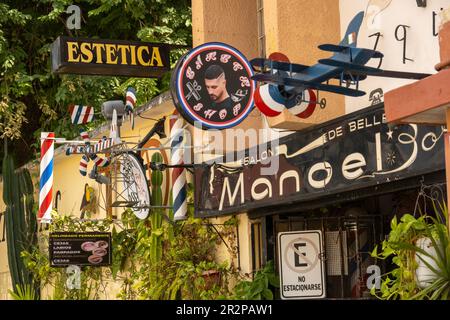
170, 111, 187, 221
39, 132, 54, 222
125, 87, 136, 130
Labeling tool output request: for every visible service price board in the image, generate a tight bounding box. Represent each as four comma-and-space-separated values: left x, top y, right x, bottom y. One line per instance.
278, 231, 326, 299
49, 232, 112, 267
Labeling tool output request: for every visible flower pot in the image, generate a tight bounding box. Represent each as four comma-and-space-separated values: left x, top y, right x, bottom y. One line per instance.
415, 237, 440, 289
201, 270, 221, 290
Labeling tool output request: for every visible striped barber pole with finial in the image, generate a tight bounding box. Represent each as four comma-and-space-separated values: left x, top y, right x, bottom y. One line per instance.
89, 153, 109, 167
125, 87, 136, 130
79, 155, 89, 176
347, 226, 372, 297
71, 131, 110, 176
80, 130, 90, 144
170, 111, 187, 221
39, 132, 55, 222
69, 104, 94, 124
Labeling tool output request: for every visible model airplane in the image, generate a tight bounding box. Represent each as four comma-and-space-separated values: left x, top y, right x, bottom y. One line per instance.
251, 11, 430, 118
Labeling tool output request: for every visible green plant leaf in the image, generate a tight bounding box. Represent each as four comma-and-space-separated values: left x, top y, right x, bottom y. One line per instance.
262, 288, 273, 300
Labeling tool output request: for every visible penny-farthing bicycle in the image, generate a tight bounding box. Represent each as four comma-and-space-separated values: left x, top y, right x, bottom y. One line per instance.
96, 143, 151, 220
66, 104, 167, 220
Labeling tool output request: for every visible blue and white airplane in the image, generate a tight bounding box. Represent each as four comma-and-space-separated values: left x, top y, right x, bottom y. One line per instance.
251, 11, 429, 118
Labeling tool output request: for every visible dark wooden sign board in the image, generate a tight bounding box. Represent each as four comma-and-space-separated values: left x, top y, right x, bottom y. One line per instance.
51, 36, 170, 78
195, 103, 446, 217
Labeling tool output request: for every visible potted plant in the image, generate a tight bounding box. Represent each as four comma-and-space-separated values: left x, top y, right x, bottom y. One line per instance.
201, 269, 222, 291
231, 261, 279, 300
371, 203, 450, 300
415, 236, 440, 289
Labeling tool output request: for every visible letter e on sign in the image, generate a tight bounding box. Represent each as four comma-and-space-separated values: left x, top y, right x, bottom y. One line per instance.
278, 230, 326, 299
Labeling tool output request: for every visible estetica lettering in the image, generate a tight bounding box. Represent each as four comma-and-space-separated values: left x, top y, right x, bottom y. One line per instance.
66, 41, 164, 67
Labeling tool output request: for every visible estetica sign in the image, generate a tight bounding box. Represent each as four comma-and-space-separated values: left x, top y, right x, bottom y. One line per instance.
51, 36, 170, 77
194, 104, 445, 217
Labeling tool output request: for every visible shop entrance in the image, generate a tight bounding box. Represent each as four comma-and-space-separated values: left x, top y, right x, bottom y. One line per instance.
264, 184, 446, 299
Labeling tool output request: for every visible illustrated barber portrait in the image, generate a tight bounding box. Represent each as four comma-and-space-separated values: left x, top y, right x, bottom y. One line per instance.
204, 64, 233, 112
171, 42, 255, 129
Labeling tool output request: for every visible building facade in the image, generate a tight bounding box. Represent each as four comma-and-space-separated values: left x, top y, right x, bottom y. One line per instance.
1, 0, 449, 300
190, 0, 450, 299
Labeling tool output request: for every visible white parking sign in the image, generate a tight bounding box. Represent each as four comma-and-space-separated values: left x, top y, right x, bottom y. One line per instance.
278, 230, 326, 299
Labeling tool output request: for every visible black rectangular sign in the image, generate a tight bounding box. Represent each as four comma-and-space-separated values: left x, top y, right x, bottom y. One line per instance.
49, 232, 112, 267
51, 36, 170, 78
195, 104, 445, 217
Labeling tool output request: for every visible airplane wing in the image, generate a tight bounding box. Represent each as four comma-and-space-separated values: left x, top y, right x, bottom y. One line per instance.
292, 79, 366, 97
333, 73, 367, 81
250, 58, 309, 73
252, 73, 366, 97
336, 68, 430, 80
362, 69, 431, 80
318, 44, 383, 59
317, 58, 430, 80
318, 44, 351, 53
318, 59, 382, 74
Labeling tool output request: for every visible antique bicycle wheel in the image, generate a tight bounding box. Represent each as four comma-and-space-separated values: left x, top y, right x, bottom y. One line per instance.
97, 151, 151, 220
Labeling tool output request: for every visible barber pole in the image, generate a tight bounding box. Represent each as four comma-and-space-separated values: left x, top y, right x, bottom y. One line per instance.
346, 224, 372, 298
79, 155, 89, 176
69, 104, 94, 124
71, 131, 110, 176
170, 111, 187, 220
89, 153, 109, 167
80, 130, 90, 144
39, 132, 55, 222
125, 87, 136, 130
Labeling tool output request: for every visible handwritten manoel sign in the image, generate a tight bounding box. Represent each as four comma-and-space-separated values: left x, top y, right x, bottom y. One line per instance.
171, 42, 255, 129
278, 231, 326, 299
51, 36, 170, 78
194, 104, 445, 217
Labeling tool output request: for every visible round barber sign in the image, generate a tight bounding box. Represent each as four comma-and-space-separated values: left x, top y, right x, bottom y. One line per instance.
171, 42, 255, 129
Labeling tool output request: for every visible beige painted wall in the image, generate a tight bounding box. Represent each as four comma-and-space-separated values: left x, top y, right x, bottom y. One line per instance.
210, 214, 253, 276
192, 0, 259, 60
264, 0, 345, 128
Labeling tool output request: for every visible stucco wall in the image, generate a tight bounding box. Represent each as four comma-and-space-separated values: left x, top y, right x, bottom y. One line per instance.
264, 0, 345, 128
192, 0, 259, 60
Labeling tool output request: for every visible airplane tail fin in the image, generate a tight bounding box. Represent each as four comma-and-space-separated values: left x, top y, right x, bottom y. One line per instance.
339, 11, 364, 47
